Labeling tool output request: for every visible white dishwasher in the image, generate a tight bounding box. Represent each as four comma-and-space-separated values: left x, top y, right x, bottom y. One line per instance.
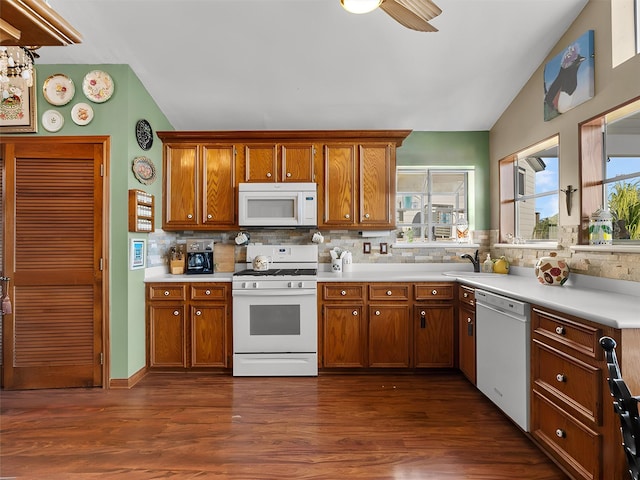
475, 289, 531, 432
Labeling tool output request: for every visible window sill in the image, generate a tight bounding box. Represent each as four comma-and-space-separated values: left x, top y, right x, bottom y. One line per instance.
392, 242, 480, 249
494, 242, 559, 250
570, 244, 640, 253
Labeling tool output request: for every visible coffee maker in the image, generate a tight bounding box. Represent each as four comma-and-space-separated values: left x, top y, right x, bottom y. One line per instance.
185, 239, 214, 274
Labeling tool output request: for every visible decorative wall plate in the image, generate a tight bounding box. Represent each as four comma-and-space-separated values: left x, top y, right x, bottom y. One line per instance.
132, 156, 156, 185
82, 70, 114, 103
71, 102, 94, 126
43, 74, 75, 106
42, 109, 64, 132
135, 119, 153, 150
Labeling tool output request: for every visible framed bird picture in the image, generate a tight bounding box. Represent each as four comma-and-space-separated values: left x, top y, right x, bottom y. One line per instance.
544, 30, 595, 121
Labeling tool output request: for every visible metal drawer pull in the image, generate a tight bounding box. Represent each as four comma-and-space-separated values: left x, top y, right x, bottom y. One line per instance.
352, 310, 358, 316
266, 172, 272, 178
556, 373, 566, 383
432, 289, 438, 295
187, 214, 193, 219
341, 290, 347, 296
286, 172, 291, 177
195, 310, 202, 316
344, 213, 350, 219
173, 310, 179, 316
207, 214, 212, 219
164, 291, 170, 296
386, 290, 392, 296
375, 310, 381, 316
364, 213, 370, 218
205, 290, 211, 295
463, 292, 469, 298
467, 317, 472, 323
555, 326, 566, 335
555, 429, 566, 438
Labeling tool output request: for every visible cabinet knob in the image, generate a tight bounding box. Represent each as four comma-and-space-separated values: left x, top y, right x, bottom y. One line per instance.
463, 292, 469, 298
420, 310, 426, 316
205, 290, 211, 295
556, 373, 566, 383
173, 310, 180, 316
420, 311, 426, 328
467, 317, 472, 323
341, 290, 347, 296
386, 290, 392, 296
207, 214, 212, 219
352, 310, 358, 316
187, 214, 193, 219
555, 429, 566, 438
364, 213, 370, 219
375, 310, 381, 316
266, 172, 272, 178
431, 289, 438, 295
195, 310, 202, 316
164, 291, 170, 296
286, 172, 291, 178
344, 213, 350, 219
555, 326, 566, 335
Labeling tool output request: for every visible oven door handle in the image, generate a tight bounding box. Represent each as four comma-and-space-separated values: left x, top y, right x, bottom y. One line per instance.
232, 289, 316, 297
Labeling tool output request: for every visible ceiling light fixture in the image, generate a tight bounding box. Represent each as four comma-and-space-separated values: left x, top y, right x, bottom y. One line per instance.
0, 46, 36, 99
340, 0, 383, 14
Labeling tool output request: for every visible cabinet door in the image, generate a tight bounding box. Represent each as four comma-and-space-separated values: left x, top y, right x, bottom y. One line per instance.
458, 305, 476, 383
414, 304, 454, 368
202, 144, 236, 227
148, 304, 186, 367
322, 144, 356, 226
369, 305, 410, 367
322, 305, 365, 367
359, 144, 393, 226
244, 144, 277, 182
164, 144, 198, 228
191, 304, 228, 367
281, 144, 315, 182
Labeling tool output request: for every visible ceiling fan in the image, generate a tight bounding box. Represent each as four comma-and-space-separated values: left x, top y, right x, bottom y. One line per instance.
340, 0, 442, 32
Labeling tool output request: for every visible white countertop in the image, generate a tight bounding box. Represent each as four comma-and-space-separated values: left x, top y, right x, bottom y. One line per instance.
145, 264, 640, 329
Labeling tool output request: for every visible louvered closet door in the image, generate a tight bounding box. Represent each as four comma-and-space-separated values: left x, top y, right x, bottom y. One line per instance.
2, 141, 104, 389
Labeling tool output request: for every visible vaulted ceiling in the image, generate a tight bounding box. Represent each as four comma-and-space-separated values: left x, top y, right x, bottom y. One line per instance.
37, 0, 589, 131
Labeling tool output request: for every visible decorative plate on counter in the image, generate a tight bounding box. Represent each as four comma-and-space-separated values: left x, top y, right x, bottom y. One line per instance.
135, 119, 153, 150
132, 156, 156, 185
42, 109, 64, 132
82, 70, 114, 103
71, 102, 94, 126
43, 74, 75, 106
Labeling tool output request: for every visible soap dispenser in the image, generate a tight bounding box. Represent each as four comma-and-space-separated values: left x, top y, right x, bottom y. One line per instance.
482, 254, 494, 273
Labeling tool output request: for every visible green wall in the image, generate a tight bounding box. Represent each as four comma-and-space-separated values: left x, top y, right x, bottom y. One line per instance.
396, 131, 490, 230
34, 64, 173, 379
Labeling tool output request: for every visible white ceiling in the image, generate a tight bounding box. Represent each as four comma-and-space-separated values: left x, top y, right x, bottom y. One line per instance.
39, 0, 589, 132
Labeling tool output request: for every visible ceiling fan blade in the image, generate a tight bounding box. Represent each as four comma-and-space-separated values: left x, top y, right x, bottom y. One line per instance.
379, 0, 442, 32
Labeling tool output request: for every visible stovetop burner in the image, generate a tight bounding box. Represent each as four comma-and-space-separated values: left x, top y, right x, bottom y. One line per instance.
234, 268, 318, 277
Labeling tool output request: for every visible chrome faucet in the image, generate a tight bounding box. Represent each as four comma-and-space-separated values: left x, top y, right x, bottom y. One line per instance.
460, 249, 480, 272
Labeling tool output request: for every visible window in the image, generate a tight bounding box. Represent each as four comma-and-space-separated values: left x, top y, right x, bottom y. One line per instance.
499, 136, 560, 243
396, 168, 471, 243
580, 97, 640, 243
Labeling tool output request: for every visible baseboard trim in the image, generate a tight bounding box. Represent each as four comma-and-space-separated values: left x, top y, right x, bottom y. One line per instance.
109, 366, 147, 389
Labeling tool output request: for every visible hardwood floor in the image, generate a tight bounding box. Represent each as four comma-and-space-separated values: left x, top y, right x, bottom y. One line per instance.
1, 372, 569, 479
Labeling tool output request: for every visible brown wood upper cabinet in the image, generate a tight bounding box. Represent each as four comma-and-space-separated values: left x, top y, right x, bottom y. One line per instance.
243, 143, 315, 182
322, 143, 396, 229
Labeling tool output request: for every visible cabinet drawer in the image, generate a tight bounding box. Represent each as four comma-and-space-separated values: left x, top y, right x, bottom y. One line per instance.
532, 307, 602, 360
533, 340, 602, 425
322, 284, 365, 301
532, 392, 601, 480
191, 284, 228, 301
148, 284, 186, 301
369, 284, 410, 301
458, 285, 475, 307
414, 283, 454, 301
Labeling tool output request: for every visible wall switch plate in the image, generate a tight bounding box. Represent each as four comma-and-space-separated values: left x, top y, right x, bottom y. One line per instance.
380, 243, 388, 254
363, 242, 371, 254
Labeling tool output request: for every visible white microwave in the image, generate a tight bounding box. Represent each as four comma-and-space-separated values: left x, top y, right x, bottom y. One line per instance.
238, 182, 317, 227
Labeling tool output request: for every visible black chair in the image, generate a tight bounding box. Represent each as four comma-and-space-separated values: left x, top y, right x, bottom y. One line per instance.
600, 336, 640, 480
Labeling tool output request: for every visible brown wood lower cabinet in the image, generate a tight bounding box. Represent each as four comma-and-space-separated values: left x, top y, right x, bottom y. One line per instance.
319, 282, 454, 369
530, 305, 632, 480
457, 284, 476, 384
146, 282, 231, 370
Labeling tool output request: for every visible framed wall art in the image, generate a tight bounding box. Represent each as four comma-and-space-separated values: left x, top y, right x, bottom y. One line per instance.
0, 74, 37, 133
129, 238, 147, 270
544, 30, 595, 121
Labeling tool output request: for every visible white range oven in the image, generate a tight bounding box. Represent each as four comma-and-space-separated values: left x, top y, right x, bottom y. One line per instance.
232, 244, 318, 376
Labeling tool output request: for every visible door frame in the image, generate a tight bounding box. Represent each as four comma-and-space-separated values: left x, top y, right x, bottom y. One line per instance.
1, 136, 110, 388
